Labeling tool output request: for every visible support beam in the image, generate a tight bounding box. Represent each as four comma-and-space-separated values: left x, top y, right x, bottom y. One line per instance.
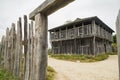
33, 13, 48, 80
29, 0, 75, 80
92, 20, 96, 56
116, 9, 120, 80
29, 0, 74, 20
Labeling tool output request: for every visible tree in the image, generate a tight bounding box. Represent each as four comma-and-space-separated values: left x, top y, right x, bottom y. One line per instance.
113, 34, 116, 43
112, 34, 117, 52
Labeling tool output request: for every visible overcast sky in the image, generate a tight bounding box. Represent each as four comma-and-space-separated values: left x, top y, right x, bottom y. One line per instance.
0, 0, 120, 47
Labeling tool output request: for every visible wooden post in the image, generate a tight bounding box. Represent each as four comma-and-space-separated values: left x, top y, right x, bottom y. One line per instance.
29, 0, 74, 80
8, 28, 12, 71
4, 28, 9, 69
10, 23, 16, 72
32, 13, 48, 80
116, 10, 120, 80
11, 23, 16, 75
66, 27, 68, 39
24, 15, 28, 78
19, 18, 23, 79
13, 26, 17, 76
0, 36, 5, 66
82, 23, 84, 37
92, 20, 96, 56
14, 18, 22, 77
30, 21, 34, 80
25, 24, 31, 80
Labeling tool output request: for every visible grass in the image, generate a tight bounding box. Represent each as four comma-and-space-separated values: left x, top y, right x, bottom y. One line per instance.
50, 54, 109, 62
107, 52, 117, 55
0, 66, 56, 80
47, 66, 56, 80
0, 67, 18, 80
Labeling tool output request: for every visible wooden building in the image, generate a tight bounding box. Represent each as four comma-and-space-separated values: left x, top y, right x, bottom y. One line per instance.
49, 16, 114, 55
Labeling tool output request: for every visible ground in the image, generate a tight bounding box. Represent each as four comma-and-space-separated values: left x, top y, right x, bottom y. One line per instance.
48, 55, 119, 80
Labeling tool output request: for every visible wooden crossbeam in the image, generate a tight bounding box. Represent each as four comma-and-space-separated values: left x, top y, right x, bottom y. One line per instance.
29, 0, 74, 20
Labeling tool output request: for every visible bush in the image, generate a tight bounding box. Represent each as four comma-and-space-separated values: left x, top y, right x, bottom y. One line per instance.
112, 43, 117, 52
48, 49, 52, 55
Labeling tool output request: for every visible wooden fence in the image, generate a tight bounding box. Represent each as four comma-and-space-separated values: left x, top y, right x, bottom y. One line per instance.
0, 0, 74, 80
0, 15, 35, 80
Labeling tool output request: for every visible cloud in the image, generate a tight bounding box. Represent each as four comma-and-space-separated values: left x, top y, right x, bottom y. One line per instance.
0, 0, 120, 47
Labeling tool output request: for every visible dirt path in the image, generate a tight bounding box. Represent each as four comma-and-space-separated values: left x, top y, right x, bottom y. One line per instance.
48, 55, 119, 80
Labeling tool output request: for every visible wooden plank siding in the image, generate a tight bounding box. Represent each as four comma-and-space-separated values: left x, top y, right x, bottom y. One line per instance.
49, 17, 114, 55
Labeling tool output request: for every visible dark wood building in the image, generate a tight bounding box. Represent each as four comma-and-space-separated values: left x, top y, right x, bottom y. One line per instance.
49, 16, 114, 55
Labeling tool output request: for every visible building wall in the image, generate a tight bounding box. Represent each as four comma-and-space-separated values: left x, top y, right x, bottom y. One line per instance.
50, 20, 113, 55
51, 38, 112, 55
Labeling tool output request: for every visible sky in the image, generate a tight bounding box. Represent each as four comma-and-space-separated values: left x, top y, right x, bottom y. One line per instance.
0, 0, 120, 48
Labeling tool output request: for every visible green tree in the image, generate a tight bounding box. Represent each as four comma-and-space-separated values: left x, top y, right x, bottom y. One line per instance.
113, 34, 116, 43
112, 34, 117, 52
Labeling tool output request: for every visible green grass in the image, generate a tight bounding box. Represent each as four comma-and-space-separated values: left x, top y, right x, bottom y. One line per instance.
107, 52, 117, 55
47, 66, 56, 80
50, 54, 109, 62
0, 66, 56, 80
0, 67, 18, 80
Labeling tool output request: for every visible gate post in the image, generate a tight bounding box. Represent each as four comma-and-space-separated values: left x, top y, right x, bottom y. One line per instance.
29, 0, 74, 80
33, 13, 48, 80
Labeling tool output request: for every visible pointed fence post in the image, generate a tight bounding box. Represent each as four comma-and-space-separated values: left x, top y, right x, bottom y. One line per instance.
0, 36, 5, 66
24, 15, 28, 78
25, 23, 31, 80
29, 21, 34, 80
15, 18, 22, 77
4, 28, 9, 69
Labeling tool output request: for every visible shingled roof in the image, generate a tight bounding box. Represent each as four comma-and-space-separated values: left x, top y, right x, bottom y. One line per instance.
49, 16, 114, 32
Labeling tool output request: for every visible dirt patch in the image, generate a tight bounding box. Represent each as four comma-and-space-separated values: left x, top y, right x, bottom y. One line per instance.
48, 55, 119, 80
